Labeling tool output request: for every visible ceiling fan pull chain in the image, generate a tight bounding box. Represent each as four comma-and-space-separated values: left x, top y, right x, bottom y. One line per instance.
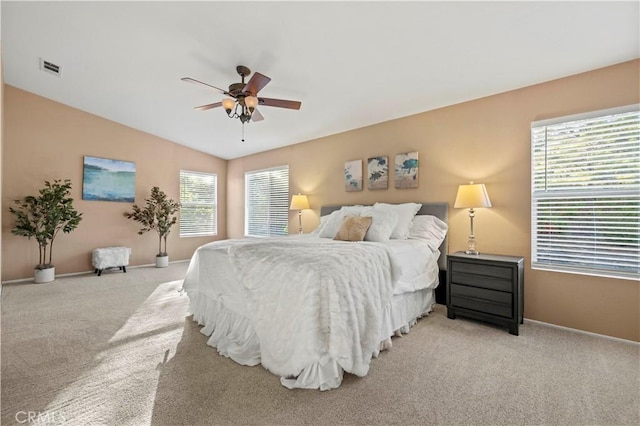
241, 122, 245, 142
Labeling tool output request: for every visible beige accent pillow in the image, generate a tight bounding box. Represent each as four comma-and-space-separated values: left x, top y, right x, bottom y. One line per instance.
334, 216, 373, 242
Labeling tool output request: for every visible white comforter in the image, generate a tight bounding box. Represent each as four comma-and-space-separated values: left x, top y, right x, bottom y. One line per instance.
228, 239, 394, 383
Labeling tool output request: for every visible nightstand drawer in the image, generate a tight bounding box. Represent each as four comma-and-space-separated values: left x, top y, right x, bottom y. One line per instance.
451, 262, 512, 280
450, 283, 511, 304
450, 271, 512, 292
450, 295, 512, 318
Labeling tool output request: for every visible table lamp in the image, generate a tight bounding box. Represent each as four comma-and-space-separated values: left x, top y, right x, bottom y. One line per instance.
454, 182, 492, 254
289, 194, 309, 234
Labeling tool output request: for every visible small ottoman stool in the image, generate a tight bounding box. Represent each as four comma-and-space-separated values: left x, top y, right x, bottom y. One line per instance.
92, 247, 131, 276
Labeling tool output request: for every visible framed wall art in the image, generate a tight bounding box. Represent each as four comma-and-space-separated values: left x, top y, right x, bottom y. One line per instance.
82, 156, 136, 202
394, 151, 419, 189
367, 156, 388, 190
344, 159, 363, 192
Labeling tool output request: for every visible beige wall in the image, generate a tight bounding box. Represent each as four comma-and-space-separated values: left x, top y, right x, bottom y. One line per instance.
228, 60, 640, 342
1, 45, 4, 287
2, 86, 227, 281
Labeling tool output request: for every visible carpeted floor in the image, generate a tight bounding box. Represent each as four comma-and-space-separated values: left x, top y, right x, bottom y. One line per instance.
1, 262, 638, 426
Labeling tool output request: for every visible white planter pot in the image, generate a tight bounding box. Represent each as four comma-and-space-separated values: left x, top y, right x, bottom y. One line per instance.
34, 267, 55, 283
155, 255, 169, 268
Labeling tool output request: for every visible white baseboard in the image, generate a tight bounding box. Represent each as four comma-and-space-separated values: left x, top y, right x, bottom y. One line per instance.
524, 317, 639, 346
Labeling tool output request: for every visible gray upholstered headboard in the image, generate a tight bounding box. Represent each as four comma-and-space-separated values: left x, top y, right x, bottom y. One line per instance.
320, 203, 449, 270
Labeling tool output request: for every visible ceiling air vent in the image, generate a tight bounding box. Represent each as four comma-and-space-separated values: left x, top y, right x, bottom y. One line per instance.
39, 58, 62, 77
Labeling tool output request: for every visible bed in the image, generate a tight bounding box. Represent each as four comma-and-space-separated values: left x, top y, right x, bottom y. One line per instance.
181, 202, 448, 390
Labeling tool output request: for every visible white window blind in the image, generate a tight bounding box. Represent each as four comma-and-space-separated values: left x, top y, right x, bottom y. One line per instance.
179, 170, 217, 237
531, 105, 639, 280
245, 165, 289, 237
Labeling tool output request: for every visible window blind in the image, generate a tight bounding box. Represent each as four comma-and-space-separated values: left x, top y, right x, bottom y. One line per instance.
245, 165, 289, 237
179, 170, 217, 237
531, 105, 639, 279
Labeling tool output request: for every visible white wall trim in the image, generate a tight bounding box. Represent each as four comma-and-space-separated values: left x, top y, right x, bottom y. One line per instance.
524, 317, 639, 346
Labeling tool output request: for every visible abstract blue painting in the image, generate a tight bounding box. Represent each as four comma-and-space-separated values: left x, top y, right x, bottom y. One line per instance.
344, 159, 363, 192
367, 156, 388, 190
82, 156, 136, 202
395, 151, 419, 188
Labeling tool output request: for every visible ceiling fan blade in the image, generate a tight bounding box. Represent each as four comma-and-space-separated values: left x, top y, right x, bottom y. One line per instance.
194, 102, 222, 111
181, 77, 230, 96
243, 72, 271, 96
258, 97, 302, 110
251, 109, 264, 122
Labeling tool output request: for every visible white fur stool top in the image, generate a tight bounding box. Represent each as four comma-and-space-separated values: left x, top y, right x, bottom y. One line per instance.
92, 247, 131, 276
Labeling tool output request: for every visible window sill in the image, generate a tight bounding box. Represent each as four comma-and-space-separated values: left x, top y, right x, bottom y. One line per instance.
532, 262, 639, 281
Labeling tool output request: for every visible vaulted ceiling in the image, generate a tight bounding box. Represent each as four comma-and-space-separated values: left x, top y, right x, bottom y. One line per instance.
2, 1, 638, 160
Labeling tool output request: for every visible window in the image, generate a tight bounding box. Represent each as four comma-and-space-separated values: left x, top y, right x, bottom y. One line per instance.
245, 165, 289, 237
179, 170, 217, 237
531, 105, 639, 280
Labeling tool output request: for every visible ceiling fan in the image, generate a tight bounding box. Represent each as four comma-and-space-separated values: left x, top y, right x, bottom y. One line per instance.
182, 65, 302, 141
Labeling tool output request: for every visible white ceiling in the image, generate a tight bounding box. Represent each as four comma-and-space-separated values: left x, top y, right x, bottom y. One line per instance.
2, 1, 638, 160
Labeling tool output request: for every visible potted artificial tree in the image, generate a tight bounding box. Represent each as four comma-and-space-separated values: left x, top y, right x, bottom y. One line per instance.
9, 179, 83, 283
123, 186, 180, 268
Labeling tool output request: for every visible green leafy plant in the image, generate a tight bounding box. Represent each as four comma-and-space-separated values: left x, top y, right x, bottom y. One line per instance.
9, 179, 83, 269
123, 186, 180, 256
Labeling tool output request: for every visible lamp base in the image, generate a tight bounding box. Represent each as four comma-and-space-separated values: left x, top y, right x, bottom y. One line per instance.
298, 210, 303, 234
465, 234, 478, 255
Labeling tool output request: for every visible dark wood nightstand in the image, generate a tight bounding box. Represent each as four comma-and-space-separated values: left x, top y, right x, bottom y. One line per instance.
446, 252, 524, 335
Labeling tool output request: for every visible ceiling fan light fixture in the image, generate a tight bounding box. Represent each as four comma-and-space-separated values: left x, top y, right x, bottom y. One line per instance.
245, 95, 259, 111
222, 98, 235, 113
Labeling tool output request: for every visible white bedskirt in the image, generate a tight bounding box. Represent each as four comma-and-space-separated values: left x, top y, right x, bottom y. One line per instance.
187, 286, 435, 390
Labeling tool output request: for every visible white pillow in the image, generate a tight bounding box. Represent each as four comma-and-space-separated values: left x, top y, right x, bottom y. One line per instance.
373, 202, 422, 239
360, 206, 398, 242
318, 210, 344, 238
311, 214, 329, 235
318, 206, 365, 238
340, 205, 365, 216
408, 215, 448, 251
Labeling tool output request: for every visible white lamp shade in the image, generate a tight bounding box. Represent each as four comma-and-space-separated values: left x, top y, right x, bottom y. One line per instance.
454, 183, 492, 208
290, 194, 309, 210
